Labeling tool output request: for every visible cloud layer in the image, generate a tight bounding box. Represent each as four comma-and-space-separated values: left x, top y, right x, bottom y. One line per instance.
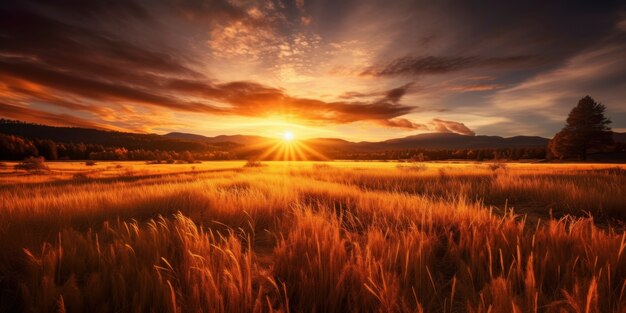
0, 0, 624, 139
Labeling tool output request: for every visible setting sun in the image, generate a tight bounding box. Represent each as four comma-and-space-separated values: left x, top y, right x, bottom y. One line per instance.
282, 131, 295, 141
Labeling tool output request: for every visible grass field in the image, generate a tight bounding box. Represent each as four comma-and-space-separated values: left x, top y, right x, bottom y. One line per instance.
1, 161, 625, 312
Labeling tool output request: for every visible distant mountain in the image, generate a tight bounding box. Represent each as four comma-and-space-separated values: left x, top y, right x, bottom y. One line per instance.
164, 132, 268, 146
164, 132, 213, 142
165, 131, 550, 150
361, 133, 550, 150
0, 119, 222, 152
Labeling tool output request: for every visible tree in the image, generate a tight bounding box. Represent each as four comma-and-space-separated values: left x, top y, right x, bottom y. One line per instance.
548, 96, 612, 160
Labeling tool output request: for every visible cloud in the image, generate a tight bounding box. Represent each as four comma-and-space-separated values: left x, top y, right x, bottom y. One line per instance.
490, 36, 626, 120
0, 43, 424, 130
0, 102, 109, 129
339, 82, 414, 102
167, 79, 417, 125
0, 59, 223, 114
361, 55, 537, 77
430, 118, 475, 136
0, 0, 623, 139
378, 118, 475, 135
378, 118, 427, 130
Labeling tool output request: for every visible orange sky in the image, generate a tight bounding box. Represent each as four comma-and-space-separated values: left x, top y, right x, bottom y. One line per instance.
0, 0, 625, 141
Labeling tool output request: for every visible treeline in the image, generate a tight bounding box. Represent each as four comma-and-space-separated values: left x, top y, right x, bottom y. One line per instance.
0, 132, 548, 161
0, 119, 233, 152
0, 134, 236, 161
333, 147, 547, 161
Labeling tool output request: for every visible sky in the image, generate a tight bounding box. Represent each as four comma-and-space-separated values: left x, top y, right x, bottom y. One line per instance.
1, 0, 625, 141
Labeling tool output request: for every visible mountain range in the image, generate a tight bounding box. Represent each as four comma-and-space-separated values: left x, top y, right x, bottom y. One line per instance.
3, 119, 626, 155
164, 131, 550, 151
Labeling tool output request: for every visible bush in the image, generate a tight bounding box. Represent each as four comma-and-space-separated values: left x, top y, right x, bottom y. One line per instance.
14, 157, 49, 172
396, 163, 427, 172
72, 172, 91, 181
244, 160, 264, 168
487, 161, 508, 172
312, 163, 332, 170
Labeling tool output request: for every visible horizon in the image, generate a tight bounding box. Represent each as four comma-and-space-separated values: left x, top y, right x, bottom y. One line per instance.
1, 1, 626, 142
2, 117, 560, 143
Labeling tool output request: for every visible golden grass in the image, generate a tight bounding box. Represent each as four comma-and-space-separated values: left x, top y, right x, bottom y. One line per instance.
0, 161, 625, 312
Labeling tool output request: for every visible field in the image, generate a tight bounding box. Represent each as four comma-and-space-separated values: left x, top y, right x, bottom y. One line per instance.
1, 161, 625, 312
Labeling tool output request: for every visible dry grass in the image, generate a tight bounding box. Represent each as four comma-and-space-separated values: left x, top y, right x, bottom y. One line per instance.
0, 161, 625, 312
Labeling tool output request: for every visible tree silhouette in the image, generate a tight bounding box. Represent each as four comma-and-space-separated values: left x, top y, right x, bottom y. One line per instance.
548, 96, 612, 160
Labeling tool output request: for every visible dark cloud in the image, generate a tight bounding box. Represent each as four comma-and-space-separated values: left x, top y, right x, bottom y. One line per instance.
383, 82, 414, 103
167, 80, 417, 126
339, 82, 414, 103
0, 102, 108, 129
0, 9, 198, 78
362, 55, 538, 77
0, 59, 222, 114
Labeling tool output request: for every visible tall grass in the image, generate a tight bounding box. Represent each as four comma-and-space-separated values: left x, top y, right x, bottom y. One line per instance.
0, 161, 625, 312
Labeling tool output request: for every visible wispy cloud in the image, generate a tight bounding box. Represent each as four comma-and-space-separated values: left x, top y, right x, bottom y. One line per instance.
361, 55, 538, 77
379, 118, 475, 135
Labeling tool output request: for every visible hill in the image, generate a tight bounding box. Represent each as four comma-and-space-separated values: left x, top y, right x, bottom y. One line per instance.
0, 119, 222, 152
165, 131, 550, 151
357, 133, 549, 150
164, 132, 268, 146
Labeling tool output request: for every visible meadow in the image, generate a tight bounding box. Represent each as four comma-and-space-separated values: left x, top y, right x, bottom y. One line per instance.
0, 161, 625, 312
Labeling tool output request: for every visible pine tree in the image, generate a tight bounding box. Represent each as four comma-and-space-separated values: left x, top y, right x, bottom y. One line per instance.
549, 96, 612, 160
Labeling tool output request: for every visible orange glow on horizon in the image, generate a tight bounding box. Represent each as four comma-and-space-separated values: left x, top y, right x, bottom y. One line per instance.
246, 134, 328, 161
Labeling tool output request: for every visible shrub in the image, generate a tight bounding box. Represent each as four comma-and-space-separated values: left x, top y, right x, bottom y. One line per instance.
410, 152, 429, 162
14, 157, 49, 172
312, 163, 332, 170
72, 172, 91, 180
396, 163, 427, 172
487, 161, 508, 172
244, 160, 264, 168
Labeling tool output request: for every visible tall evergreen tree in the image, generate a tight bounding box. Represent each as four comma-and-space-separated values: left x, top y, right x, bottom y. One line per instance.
549, 96, 612, 160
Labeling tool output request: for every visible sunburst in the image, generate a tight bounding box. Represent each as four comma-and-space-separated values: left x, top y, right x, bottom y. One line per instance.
248, 131, 329, 161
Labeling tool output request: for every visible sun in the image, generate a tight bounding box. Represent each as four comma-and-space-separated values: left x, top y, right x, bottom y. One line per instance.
282, 131, 295, 142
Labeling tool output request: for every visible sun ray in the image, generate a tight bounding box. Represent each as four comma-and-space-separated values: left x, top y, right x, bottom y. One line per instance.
296, 141, 330, 161
293, 143, 307, 161
256, 141, 283, 160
